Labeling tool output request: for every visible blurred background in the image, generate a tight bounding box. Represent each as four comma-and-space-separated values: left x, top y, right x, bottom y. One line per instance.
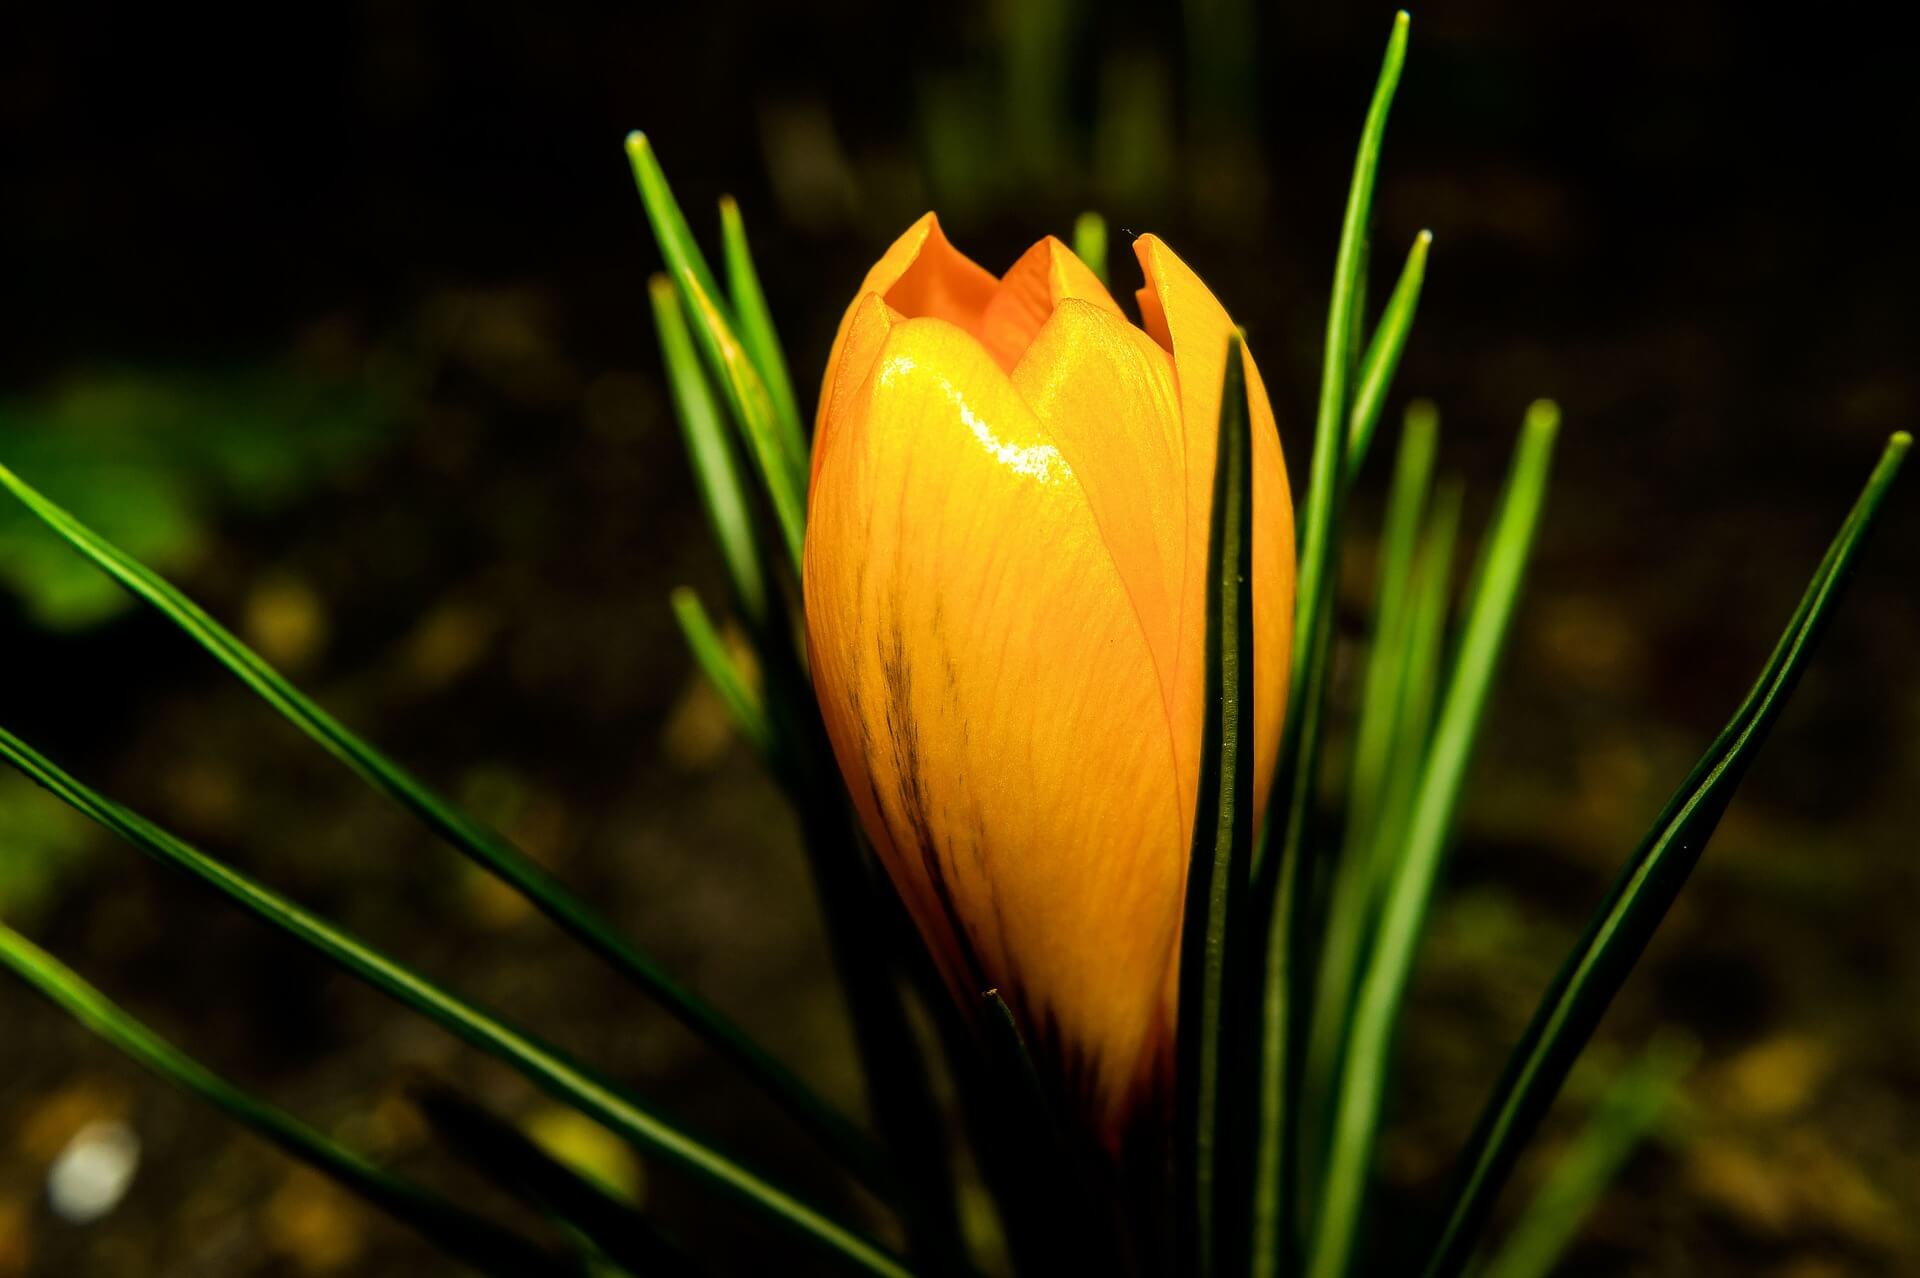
2, 2, 1916, 1274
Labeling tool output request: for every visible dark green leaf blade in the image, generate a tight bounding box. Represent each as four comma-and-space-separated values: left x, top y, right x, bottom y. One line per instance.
1309, 401, 1558, 1278
1472, 1035, 1696, 1278
0, 921, 582, 1278
670, 586, 775, 761
1417, 431, 1909, 1278
0, 459, 885, 1195
1250, 15, 1411, 1276
0, 728, 910, 1278
1176, 336, 1256, 1278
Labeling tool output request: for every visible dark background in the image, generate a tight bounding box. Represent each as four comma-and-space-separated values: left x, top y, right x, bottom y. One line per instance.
2, 2, 1917, 1274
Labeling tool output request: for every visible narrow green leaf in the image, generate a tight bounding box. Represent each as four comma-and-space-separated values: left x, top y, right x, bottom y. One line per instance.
649, 275, 768, 626
0, 921, 581, 1278
670, 587, 774, 761
1176, 337, 1256, 1278
1250, 15, 1411, 1276
1072, 210, 1110, 286
413, 1082, 700, 1277
1365, 477, 1463, 922
717, 196, 806, 468
1345, 233, 1433, 482
0, 460, 885, 1195
1309, 401, 1558, 1278
1418, 432, 1909, 1278
628, 132, 806, 571
1305, 404, 1439, 1172
1473, 1035, 1696, 1278
0, 730, 909, 1278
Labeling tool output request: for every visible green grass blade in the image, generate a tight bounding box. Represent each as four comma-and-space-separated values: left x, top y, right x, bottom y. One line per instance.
1176, 337, 1256, 1278
1345, 234, 1433, 482
1072, 210, 1109, 286
0, 920, 583, 1278
718, 196, 806, 467
1250, 16, 1410, 1275
669, 587, 774, 761
1308, 401, 1558, 1278
1472, 1035, 1696, 1278
413, 1083, 700, 1277
649, 275, 768, 626
1305, 404, 1439, 1175
1365, 477, 1463, 921
0, 731, 909, 1278
0, 459, 885, 1196
628, 133, 806, 572
1418, 431, 1909, 1278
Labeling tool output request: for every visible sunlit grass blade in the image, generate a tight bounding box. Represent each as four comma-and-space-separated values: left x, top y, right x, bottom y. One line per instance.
1471, 1035, 1696, 1278
1176, 337, 1256, 1278
1418, 431, 1909, 1278
413, 1082, 699, 1277
1305, 404, 1439, 1177
1345, 234, 1433, 481
1250, 15, 1410, 1276
0, 459, 884, 1195
0, 729, 909, 1278
0, 921, 583, 1278
718, 195, 805, 466
649, 275, 768, 626
628, 132, 806, 571
1073, 210, 1109, 285
670, 587, 774, 762
1308, 401, 1558, 1278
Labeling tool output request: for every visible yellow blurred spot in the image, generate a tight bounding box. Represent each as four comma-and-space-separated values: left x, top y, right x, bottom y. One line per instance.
1686, 1137, 1794, 1232
1726, 1035, 1829, 1117
264, 1168, 366, 1274
244, 573, 329, 671
526, 1107, 642, 1203
403, 602, 495, 690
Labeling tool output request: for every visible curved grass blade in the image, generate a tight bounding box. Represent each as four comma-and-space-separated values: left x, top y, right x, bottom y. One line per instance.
718, 195, 805, 463
1073, 210, 1110, 286
1472, 1035, 1696, 1278
1176, 337, 1256, 1278
650, 275, 768, 626
1308, 401, 1558, 1278
413, 1082, 701, 1277
0, 459, 886, 1197
1249, 15, 1410, 1276
0, 730, 910, 1278
1418, 431, 1910, 1278
1345, 233, 1432, 482
670, 587, 774, 762
0, 921, 583, 1278
628, 132, 805, 571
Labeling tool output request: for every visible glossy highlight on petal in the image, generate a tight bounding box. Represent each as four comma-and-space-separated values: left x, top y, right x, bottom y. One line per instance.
805, 217, 1296, 1143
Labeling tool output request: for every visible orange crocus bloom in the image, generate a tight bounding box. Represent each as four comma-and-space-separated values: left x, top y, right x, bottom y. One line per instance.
804, 215, 1295, 1142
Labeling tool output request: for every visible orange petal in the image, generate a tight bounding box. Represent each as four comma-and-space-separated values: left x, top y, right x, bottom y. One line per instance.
812, 213, 998, 459
976, 236, 1125, 373
1010, 299, 1187, 808
805, 315, 1186, 1136
1132, 234, 1295, 828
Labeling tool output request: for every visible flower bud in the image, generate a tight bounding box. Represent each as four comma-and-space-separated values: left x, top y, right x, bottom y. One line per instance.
805, 215, 1294, 1141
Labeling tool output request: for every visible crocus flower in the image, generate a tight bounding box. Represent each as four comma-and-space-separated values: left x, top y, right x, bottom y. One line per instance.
804, 215, 1295, 1142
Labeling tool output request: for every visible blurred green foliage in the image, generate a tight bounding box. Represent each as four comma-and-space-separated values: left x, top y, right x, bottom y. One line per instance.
0, 369, 390, 629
